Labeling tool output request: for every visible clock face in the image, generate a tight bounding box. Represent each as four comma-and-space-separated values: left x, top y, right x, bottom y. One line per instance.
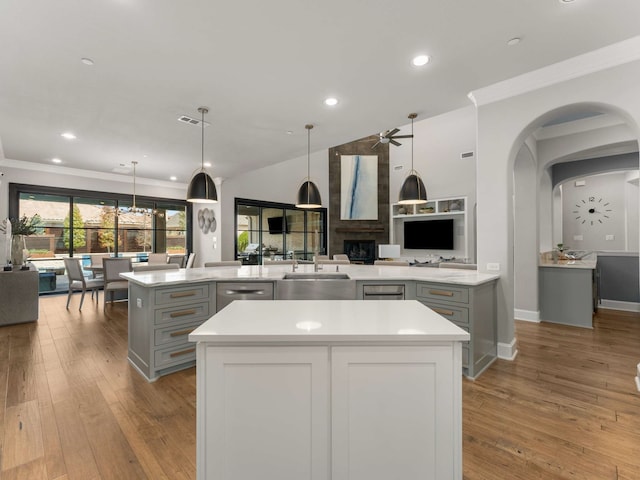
573, 196, 612, 226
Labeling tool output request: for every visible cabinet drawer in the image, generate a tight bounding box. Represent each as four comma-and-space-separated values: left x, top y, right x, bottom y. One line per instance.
416, 283, 469, 304
420, 301, 470, 325
154, 283, 209, 306
154, 301, 210, 326
155, 320, 204, 347
154, 342, 196, 370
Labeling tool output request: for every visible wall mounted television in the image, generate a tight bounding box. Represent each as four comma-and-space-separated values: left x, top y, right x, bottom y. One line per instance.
403, 219, 454, 250
267, 216, 290, 234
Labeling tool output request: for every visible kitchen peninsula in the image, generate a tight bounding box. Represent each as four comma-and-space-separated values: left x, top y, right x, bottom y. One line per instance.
122, 264, 498, 381
539, 252, 597, 328
188, 299, 469, 480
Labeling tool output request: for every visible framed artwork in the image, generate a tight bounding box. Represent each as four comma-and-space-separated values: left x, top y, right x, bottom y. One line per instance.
197, 208, 216, 234
340, 155, 378, 220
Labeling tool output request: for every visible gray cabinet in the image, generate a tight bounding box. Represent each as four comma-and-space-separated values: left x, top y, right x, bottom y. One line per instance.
0, 269, 39, 326
415, 281, 496, 379
128, 281, 215, 381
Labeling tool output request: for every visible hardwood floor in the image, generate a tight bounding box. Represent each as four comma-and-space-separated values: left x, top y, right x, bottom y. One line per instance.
0, 295, 638, 479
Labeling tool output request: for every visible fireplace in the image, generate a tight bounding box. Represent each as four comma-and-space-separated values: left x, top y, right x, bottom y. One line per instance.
344, 240, 375, 264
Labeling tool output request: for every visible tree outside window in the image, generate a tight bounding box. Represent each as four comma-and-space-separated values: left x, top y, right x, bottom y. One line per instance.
63, 205, 86, 250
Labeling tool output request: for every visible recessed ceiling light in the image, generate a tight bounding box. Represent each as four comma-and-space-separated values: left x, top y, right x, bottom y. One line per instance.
559, 0, 575, 3
60, 132, 76, 140
204, 162, 211, 167
170, 176, 177, 181
285, 130, 293, 135
412, 55, 430, 66
81, 57, 94, 66
324, 97, 339, 106
507, 37, 521, 46
52, 158, 62, 164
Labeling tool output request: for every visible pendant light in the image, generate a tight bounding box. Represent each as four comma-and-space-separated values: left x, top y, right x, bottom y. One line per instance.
187, 106, 218, 203
127, 160, 146, 214
295, 124, 322, 208
398, 113, 428, 205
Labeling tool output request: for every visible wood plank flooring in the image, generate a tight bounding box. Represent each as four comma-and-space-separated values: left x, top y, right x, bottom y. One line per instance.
0, 295, 638, 479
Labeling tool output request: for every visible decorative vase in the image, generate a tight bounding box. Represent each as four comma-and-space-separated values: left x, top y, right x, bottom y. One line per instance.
11, 234, 26, 266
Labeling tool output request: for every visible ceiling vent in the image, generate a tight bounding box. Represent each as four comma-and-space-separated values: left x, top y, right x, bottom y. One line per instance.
178, 115, 211, 127
460, 151, 474, 159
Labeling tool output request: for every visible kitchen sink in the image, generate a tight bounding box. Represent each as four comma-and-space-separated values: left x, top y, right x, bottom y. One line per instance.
281, 273, 350, 280
277, 273, 355, 299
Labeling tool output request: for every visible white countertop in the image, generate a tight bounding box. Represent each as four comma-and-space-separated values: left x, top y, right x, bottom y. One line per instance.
538, 259, 597, 269
121, 263, 499, 287
189, 300, 470, 344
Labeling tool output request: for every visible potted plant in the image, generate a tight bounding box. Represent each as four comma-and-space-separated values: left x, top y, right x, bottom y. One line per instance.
10, 215, 40, 266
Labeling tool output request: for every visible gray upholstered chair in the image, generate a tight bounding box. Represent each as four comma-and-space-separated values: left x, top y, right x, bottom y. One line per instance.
147, 253, 168, 264
374, 260, 410, 266
64, 257, 103, 310
168, 255, 186, 268
204, 260, 242, 267
103, 257, 132, 310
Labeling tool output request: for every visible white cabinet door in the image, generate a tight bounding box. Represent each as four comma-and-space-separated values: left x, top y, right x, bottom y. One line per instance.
200, 346, 329, 480
331, 345, 460, 480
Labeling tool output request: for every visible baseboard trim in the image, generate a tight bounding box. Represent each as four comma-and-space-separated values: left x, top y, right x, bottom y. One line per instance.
514, 309, 540, 323
497, 338, 518, 361
599, 300, 640, 313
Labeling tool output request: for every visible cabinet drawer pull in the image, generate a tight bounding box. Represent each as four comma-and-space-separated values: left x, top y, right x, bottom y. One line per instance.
225, 289, 265, 295
429, 289, 454, 297
169, 309, 197, 318
170, 291, 197, 298
170, 328, 196, 337
432, 307, 455, 317
169, 347, 196, 358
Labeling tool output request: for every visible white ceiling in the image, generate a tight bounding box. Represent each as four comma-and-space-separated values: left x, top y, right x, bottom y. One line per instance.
1, 0, 640, 183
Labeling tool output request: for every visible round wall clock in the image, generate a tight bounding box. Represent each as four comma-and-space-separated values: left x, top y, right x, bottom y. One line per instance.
572, 196, 612, 226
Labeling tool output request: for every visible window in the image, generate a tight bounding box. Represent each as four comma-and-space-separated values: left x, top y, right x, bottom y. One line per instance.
9, 184, 190, 293
235, 198, 326, 265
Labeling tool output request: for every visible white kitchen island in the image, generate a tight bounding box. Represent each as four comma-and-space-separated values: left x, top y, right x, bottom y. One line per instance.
189, 299, 469, 480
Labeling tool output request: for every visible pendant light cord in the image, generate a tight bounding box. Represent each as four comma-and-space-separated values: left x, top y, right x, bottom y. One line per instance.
201, 108, 205, 172
409, 112, 417, 174
132, 160, 138, 209
305, 124, 313, 180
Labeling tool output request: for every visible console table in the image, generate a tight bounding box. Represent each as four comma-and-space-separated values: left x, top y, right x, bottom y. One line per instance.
0, 269, 39, 326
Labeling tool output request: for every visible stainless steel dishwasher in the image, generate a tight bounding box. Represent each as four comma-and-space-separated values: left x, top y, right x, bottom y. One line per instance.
216, 282, 274, 312
362, 284, 405, 300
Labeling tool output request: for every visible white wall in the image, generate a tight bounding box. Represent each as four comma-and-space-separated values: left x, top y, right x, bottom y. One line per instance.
219, 150, 329, 260
0, 159, 186, 220
474, 56, 640, 359
626, 171, 640, 249
390, 106, 477, 260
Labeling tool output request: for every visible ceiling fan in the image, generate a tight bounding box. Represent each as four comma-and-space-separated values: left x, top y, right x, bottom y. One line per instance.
372, 125, 413, 148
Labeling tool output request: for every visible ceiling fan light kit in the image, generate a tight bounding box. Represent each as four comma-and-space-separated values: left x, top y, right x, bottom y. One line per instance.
187, 106, 218, 203
398, 113, 428, 205
295, 124, 322, 208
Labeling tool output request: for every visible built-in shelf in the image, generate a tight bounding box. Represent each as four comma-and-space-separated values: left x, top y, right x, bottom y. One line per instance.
392, 197, 465, 218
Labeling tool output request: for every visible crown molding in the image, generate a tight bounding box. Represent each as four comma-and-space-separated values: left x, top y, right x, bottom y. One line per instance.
468, 35, 640, 107
0, 158, 187, 189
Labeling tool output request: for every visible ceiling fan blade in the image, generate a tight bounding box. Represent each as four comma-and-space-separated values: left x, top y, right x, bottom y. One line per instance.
371, 141, 381, 149
390, 139, 402, 146
390, 134, 413, 139
385, 128, 400, 138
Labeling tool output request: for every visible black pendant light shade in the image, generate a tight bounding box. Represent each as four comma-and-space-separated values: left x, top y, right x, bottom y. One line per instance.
187, 171, 217, 203
295, 124, 322, 209
187, 106, 218, 203
398, 171, 428, 204
296, 180, 322, 208
398, 112, 427, 205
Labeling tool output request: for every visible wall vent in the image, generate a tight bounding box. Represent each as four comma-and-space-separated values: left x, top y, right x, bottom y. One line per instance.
460, 151, 474, 159
177, 115, 211, 127
393, 165, 404, 171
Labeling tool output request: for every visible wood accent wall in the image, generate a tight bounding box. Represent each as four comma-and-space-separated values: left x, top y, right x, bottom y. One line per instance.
328, 135, 390, 258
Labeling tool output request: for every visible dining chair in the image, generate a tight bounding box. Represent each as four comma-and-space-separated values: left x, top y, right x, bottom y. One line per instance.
167, 255, 186, 268
147, 253, 168, 264
103, 257, 132, 310
132, 263, 180, 272
185, 252, 196, 268
439, 262, 477, 270
64, 257, 103, 310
